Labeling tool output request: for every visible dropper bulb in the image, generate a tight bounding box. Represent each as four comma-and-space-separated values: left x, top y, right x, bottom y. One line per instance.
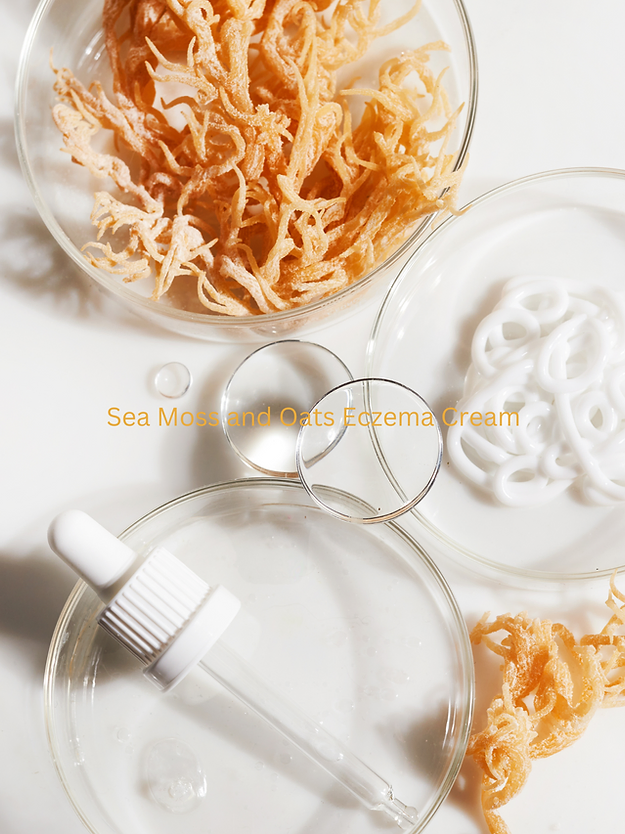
48, 510, 136, 592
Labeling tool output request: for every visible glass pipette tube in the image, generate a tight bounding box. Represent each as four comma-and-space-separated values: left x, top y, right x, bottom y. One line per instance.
197, 638, 419, 830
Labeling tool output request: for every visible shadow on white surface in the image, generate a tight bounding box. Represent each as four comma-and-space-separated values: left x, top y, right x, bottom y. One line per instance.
0, 549, 76, 658
0, 115, 19, 168
442, 755, 488, 833
0, 209, 98, 316
0, 546, 86, 834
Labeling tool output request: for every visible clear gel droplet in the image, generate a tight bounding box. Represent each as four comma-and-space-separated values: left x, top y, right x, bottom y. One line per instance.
169, 778, 193, 800
146, 739, 206, 814
155, 363, 192, 398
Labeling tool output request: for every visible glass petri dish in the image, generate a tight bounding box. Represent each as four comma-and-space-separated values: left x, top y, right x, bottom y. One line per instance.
367, 168, 625, 583
16, 0, 477, 342
45, 479, 473, 834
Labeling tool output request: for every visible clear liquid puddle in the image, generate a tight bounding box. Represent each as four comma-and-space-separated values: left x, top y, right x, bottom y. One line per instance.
146, 738, 207, 813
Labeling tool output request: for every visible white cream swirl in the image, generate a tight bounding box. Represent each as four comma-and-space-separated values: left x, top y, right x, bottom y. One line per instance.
447, 276, 625, 506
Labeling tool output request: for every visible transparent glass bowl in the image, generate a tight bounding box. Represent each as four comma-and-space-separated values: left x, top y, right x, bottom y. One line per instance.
367, 167, 625, 584
16, 0, 477, 342
44, 479, 474, 834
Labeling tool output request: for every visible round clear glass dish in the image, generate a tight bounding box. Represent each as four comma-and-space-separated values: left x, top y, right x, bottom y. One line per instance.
44, 479, 474, 834
16, 0, 477, 342
367, 167, 625, 584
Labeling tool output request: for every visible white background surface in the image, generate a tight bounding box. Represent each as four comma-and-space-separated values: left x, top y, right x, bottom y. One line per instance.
2, 1, 625, 833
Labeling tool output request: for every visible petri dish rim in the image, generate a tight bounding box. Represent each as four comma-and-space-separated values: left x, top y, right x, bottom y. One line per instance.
367, 166, 625, 585
44, 478, 475, 834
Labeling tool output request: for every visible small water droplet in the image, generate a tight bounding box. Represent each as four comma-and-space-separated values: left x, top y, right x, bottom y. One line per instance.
335, 699, 355, 713
154, 363, 192, 398
116, 727, 131, 743
279, 752, 293, 765
255, 761, 265, 771
146, 738, 206, 814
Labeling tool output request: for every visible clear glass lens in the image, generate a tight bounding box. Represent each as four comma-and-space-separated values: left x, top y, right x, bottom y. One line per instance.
222, 341, 352, 477
296, 379, 442, 523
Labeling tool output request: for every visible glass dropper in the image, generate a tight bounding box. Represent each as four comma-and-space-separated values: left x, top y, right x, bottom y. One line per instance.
48, 510, 419, 830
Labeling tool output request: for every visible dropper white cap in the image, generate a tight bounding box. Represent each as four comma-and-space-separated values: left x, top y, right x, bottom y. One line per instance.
48, 511, 241, 691
48, 509, 136, 593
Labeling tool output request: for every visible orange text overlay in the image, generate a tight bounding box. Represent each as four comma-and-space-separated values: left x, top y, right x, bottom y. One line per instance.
107, 406, 438, 428
107, 407, 519, 428
442, 408, 520, 427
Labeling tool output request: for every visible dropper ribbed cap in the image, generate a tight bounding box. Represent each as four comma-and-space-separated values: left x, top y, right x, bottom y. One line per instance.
98, 546, 211, 665
48, 511, 241, 690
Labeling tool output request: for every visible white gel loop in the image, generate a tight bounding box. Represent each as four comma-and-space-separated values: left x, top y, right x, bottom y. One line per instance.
536, 315, 610, 395
448, 275, 625, 506
471, 307, 541, 378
